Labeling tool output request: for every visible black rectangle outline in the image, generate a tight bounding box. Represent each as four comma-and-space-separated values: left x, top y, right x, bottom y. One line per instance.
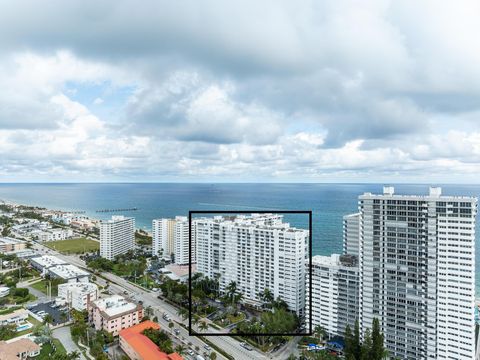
189, 210, 313, 337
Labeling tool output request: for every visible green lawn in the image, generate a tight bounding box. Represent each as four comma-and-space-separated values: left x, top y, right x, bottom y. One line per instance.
45, 237, 99, 254
31, 280, 60, 297
37, 338, 66, 360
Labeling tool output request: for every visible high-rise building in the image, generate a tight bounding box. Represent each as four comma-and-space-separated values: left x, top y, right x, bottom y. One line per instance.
343, 213, 360, 256
356, 186, 477, 360
152, 218, 176, 258
152, 216, 195, 265
100, 216, 135, 260
307, 254, 359, 337
196, 213, 308, 316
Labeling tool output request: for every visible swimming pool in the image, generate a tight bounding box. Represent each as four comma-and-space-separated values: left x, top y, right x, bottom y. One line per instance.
16, 322, 33, 332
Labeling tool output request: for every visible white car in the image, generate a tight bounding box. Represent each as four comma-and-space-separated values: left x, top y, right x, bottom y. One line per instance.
187, 349, 195, 356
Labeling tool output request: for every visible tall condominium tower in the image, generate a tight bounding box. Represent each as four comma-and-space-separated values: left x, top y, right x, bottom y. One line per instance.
356, 186, 477, 360
307, 254, 359, 337
152, 216, 195, 265
196, 213, 308, 316
100, 216, 135, 260
343, 212, 360, 256
152, 218, 176, 258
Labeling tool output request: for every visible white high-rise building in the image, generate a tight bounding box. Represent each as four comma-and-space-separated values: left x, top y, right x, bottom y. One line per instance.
343, 213, 360, 256
100, 216, 135, 260
152, 216, 195, 265
307, 254, 359, 337
196, 213, 308, 316
152, 218, 175, 258
356, 186, 477, 360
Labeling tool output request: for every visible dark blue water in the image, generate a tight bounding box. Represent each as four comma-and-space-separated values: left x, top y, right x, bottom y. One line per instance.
0, 183, 478, 293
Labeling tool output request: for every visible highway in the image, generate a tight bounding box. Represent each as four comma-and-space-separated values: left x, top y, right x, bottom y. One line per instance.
29, 241, 273, 360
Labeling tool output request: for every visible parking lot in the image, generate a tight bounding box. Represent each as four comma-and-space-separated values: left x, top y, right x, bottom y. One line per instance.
28, 301, 69, 326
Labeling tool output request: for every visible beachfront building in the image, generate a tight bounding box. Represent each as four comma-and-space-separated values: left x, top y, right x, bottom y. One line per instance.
152, 218, 175, 259
196, 213, 308, 316
354, 186, 477, 360
100, 216, 135, 260
57, 282, 98, 311
0, 237, 26, 254
119, 321, 183, 360
343, 213, 360, 256
89, 295, 143, 336
0, 338, 41, 360
152, 216, 195, 265
307, 254, 359, 337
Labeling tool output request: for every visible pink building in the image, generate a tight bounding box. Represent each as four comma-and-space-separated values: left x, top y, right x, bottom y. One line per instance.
88, 295, 143, 336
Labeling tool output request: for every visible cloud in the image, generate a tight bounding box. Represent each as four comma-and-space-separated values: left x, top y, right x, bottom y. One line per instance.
0, 1, 479, 181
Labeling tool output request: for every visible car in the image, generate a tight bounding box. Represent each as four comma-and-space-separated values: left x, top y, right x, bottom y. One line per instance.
240, 342, 252, 351
187, 349, 195, 356
174, 328, 180, 335
203, 344, 211, 351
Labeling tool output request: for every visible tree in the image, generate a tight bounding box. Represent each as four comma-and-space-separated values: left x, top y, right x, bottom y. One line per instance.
353, 319, 361, 360
199, 321, 209, 332
177, 307, 188, 321
314, 324, 326, 342
168, 321, 174, 333
344, 324, 354, 360
43, 313, 54, 326
259, 288, 274, 309
361, 328, 373, 360
371, 318, 386, 360
175, 344, 185, 355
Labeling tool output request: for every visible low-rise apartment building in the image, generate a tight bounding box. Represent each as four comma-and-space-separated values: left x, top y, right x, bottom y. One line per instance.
119, 321, 183, 360
89, 295, 143, 336
57, 282, 98, 311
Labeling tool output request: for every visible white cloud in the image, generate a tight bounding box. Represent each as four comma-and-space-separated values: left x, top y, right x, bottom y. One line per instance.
0, 1, 479, 181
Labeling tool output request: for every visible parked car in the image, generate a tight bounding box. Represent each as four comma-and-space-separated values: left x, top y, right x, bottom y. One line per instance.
187, 349, 195, 356
174, 328, 180, 335
204, 345, 211, 351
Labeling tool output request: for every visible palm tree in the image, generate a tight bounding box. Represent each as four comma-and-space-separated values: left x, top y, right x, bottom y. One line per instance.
199, 321, 209, 332
175, 344, 186, 355
210, 352, 217, 360
314, 324, 326, 342
168, 321, 174, 333
259, 288, 274, 309
177, 307, 188, 321
225, 281, 237, 305
43, 313, 54, 327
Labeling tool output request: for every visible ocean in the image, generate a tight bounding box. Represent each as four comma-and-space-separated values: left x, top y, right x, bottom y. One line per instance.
0, 183, 478, 293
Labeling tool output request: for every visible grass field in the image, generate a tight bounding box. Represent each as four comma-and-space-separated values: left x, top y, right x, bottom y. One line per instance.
30, 279, 61, 297
37, 338, 66, 360
45, 237, 99, 254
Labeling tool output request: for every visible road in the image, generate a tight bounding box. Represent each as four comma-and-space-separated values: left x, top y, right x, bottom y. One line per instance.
52, 326, 87, 360
29, 241, 276, 360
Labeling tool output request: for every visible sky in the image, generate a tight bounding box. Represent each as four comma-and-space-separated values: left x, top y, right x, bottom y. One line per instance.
0, 0, 480, 183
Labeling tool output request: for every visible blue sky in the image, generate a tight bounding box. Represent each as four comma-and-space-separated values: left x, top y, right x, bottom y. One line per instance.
0, 0, 480, 182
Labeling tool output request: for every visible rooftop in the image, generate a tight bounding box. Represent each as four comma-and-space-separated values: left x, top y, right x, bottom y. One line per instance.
119, 321, 183, 360
92, 295, 138, 317
30, 255, 67, 268
48, 264, 89, 279
361, 186, 477, 201
0, 338, 40, 360
0, 237, 24, 245
58, 281, 98, 293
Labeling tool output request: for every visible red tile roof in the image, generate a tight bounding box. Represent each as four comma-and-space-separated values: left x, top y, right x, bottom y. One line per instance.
119, 320, 183, 360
